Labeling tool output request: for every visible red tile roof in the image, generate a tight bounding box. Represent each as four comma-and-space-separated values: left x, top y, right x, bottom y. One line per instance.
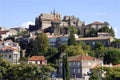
112, 64, 120, 68
2, 46, 18, 51
86, 21, 105, 26
28, 56, 45, 61
68, 55, 98, 61
90, 21, 104, 25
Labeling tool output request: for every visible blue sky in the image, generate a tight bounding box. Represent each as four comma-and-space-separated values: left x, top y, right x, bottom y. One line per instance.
0, 0, 120, 38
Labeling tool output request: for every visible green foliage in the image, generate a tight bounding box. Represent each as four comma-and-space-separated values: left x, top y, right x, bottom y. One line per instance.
25, 39, 34, 57
46, 47, 58, 63
68, 26, 78, 34
58, 44, 68, 53
40, 65, 55, 80
65, 44, 85, 56
62, 54, 70, 80
4, 36, 15, 42
62, 55, 65, 80
98, 26, 115, 37
89, 70, 100, 80
111, 39, 120, 44
104, 48, 120, 65
34, 32, 49, 55
86, 28, 97, 37
66, 54, 70, 80
68, 33, 76, 45
99, 26, 110, 33
109, 27, 115, 37
94, 43, 105, 59
68, 26, 77, 45
46, 47, 58, 57
17, 30, 29, 36
0, 59, 55, 80
94, 67, 120, 80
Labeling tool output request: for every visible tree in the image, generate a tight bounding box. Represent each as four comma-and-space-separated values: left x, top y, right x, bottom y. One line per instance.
110, 39, 120, 48
4, 36, 15, 42
94, 43, 105, 59
98, 26, 109, 33
0, 59, 55, 80
88, 28, 97, 37
46, 47, 58, 63
89, 69, 100, 80
34, 32, 49, 55
62, 54, 70, 80
17, 30, 29, 36
68, 26, 77, 45
65, 44, 85, 56
104, 48, 120, 65
109, 27, 115, 37
25, 39, 35, 57
98, 26, 115, 37
40, 65, 55, 80
58, 44, 68, 53
65, 54, 70, 80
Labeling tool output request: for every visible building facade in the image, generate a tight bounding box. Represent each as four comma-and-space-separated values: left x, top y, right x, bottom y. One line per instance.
29, 11, 84, 36
76, 36, 114, 48
0, 40, 20, 64
28, 56, 47, 66
59, 55, 103, 78
0, 29, 17, 40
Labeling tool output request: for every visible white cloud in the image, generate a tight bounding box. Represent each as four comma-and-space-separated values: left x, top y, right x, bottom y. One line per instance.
21, 21, 35, 28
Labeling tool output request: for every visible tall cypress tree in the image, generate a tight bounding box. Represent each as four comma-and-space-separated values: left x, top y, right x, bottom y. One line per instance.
62, 55, 66, 80
62, 54, 70, 80
66, 53, 70, 80
68, 26, 77, 45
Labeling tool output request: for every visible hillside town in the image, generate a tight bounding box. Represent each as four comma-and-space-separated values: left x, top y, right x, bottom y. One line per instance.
0, 11, 120, 80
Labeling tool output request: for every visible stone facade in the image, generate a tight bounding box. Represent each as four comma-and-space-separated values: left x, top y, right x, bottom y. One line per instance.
84, 21, 106, 36
0, 29, 17, 41
59, 55, 103, 78
29, 11, 84, 36
76, 36, 114, 48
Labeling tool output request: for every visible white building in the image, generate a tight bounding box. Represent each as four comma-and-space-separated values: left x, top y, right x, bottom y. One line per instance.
0, 29, 17, 40
0, 40, 20, 64
28, 56, 47, 66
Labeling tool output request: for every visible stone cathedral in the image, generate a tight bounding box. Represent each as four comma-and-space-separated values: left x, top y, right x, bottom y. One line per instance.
29, 10, 85, 36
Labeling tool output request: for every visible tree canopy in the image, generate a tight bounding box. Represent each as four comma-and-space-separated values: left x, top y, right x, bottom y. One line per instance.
34, 32, 49, 55
104, 48, 120, 65
0, 59, 55, 80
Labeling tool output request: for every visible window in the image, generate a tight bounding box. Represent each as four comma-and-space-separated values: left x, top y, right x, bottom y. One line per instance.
73, 62, 75, 66
14, 59, 17, 63
78, 69, 80, 73
40, 61, 42, 64
36, 61, 37, 64
14, 54, 17, 58
9, 55, 11, 58
73, 69, 76, 73
92, 41, 95, 46
78, 62, 80, 66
